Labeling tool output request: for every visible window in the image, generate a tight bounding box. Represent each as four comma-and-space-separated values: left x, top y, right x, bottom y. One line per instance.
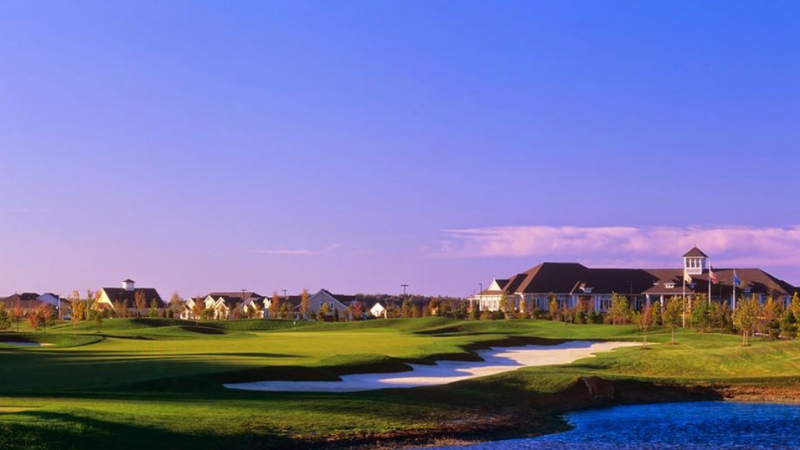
329, 302, 335, 309
665, 283, 675, 289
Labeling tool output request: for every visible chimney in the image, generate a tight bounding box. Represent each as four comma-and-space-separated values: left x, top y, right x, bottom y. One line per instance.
122, 279, 136, 291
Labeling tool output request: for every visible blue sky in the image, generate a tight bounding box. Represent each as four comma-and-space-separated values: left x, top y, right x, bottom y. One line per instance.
1, 1, 799, 297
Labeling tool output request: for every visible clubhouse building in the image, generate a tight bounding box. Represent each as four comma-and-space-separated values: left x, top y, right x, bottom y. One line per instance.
473, 247, 799, 312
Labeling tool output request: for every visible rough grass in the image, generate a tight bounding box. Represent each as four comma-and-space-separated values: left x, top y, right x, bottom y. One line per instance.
1, 317, 799, 449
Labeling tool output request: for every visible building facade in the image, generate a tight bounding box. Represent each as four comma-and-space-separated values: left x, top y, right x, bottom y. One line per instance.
473, 247, 799, 313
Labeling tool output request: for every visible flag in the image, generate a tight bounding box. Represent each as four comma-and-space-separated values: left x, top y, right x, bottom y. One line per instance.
709, 266, 718, 284
734, 270, 741, 287
684, 271, 693, 284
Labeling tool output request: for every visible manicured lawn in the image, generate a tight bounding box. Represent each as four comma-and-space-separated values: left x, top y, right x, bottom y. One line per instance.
1, 317, 799, 449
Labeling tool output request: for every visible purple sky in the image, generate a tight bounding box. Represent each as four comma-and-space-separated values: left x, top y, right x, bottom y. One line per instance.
1, 1, 799, 298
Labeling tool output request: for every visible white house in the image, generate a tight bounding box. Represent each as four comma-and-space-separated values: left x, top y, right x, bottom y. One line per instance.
369, 302, 386, 318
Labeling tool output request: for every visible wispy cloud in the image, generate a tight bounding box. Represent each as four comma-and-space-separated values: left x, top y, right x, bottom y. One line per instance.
438, 225, 800, 270
256, 244, 341, 256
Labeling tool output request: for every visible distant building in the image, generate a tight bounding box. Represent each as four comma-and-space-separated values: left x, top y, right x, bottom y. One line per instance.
0, 292, 62, 313
474, 247, 799, 312
96, 279, 164, 313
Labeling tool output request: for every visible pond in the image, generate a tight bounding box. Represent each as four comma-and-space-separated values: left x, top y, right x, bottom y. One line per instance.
427, 401, 800, 449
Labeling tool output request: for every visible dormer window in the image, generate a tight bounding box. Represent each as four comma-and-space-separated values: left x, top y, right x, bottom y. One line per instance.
580, 286, 594, 293
665, 283, 675, 289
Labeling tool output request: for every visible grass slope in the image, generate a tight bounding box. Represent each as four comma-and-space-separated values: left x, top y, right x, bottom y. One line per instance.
1, 317, 798, 449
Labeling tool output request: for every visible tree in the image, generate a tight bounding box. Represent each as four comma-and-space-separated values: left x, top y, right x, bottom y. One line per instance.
191, 296, 205, 325
11, 305, 24, 332
28, 308, 43, 330
548, 297, 559, 321
318, 303, 331, 321
734, 296, 760, 346
519, 298, 527, 318
148, 299, 159, 318
401, 299, 412, 318
113, 301, 127, 318
0, 303, 9, 330
710, 301, 731, 332
134, 290, 147, 316
299, 288, 310, 319
608, 293, 630, 326
663, 297, 682, 345
636, 303, 655, 348
352, 301, 364, 320
168, 292, 183, 318
790, 293, 800, 319
72, 300, 87, 323
780, 309, 797, 340
428, 298, 440, 316
763, 296, 783, 341
280, 302, 293, 320
269, 292, 281, 319
42, 304, 54, 332
691, 300, 711, 332
411, 304, 421, 318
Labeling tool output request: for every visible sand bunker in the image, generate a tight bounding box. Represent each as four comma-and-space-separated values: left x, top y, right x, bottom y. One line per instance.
225, 341, 640, 393
0, 341, 52, 347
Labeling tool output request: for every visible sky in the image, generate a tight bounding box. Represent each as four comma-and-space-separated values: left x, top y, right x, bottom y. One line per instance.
1, 1, 799, 298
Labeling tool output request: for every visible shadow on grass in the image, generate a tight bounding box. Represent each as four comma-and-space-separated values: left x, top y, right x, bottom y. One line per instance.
0, 410, 294, 450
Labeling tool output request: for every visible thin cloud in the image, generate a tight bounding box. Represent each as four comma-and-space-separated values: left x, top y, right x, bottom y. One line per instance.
438, 225, 800, 269
256, 244, 341, 256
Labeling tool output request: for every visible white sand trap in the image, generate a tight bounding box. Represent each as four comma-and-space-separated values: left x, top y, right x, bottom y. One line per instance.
225, 341, 640, 393
0, 341, 52, 347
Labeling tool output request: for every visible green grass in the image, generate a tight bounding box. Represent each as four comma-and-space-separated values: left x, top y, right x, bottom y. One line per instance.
1, 317, 799, 449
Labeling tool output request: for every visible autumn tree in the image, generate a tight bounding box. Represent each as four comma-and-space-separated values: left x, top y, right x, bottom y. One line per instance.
114, 301, 127, 318
134, 290, 148, 316
401, 299, 412, 318
318, 303, 331, 321
663, 297, 682, 344
548, 297, 559, 321
734, 296, 760, 346
11, 305, 23, 332
790, 292, 800, 319
280, 302, 292, 320
299, 288, 310, 320
28, 308, 43, 330
763, 296, 783, 341
352, 301, 364, 320
0, 303, 9, 330
411, 304, 421, 318
68, 290, 82, 324
268, 292, 281, 319
168, 292, 183, 319
636, 302, 655, 348
191, 296, 205, 325
72, 299, 87, 323
608, 293, 630, 326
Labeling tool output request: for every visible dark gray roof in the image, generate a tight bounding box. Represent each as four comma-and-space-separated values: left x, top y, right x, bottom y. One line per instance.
683, 247, 709, 258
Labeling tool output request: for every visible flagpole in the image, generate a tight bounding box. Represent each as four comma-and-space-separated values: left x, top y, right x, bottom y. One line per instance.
732, 269, 737, 312
708, 261, 712, 307
682, 271, 686, 328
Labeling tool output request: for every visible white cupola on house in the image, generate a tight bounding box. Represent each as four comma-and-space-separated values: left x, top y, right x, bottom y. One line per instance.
682, 247, 708, 275
122, 279, 136, 291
